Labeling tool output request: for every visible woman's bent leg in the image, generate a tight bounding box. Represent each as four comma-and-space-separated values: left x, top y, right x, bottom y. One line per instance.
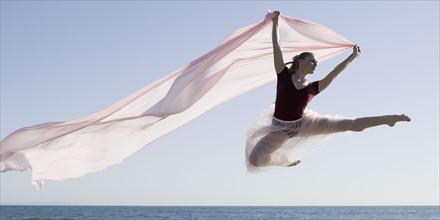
249, 131, 288, 167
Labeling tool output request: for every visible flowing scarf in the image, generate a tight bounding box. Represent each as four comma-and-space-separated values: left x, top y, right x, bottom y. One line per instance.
0, 11, 353, 189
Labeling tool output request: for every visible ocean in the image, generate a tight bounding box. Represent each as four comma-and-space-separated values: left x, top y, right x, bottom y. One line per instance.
0, 206, 439, 220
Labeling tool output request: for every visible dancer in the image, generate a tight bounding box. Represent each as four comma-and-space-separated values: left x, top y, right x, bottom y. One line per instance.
246, 11, 410, 169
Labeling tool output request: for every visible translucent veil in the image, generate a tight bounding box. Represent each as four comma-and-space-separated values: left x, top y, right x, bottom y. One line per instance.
0, 11, 353, 189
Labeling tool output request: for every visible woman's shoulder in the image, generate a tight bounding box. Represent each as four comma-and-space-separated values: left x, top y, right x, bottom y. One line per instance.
308, 81, 320, 94
277, 66, 290, 75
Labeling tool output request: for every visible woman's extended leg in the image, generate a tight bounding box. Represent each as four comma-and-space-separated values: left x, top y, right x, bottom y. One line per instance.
350, 114, 411, 132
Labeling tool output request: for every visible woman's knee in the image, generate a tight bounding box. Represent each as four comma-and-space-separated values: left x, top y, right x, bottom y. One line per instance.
249, 151, 269, 167
248, 154, 260, 167
248, 132, 287, 167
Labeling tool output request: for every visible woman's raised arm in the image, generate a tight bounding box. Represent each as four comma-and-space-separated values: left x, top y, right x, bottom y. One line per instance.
318, 44, 361, 92
272, 11, 285, 74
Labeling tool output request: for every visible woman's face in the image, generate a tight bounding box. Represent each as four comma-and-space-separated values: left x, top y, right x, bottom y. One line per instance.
300, 55, 318, 74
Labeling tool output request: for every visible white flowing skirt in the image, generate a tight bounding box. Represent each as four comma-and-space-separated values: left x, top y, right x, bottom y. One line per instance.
245, 104, 354, 171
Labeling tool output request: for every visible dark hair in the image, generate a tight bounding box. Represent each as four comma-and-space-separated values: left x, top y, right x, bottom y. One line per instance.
285, 52, 314, 74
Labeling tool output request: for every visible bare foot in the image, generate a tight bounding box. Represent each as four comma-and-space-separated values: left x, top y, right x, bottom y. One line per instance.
288, 160, 301, 167
387, 114, 411, 127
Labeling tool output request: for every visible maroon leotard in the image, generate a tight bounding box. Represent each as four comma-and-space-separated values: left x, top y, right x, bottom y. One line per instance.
273, 67, 320, 121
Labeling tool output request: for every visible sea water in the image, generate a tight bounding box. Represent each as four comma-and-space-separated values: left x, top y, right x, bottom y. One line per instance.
0, 205, 439, 220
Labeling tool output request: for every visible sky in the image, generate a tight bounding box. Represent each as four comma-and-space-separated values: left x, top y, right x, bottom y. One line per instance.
0, 1, 439, 206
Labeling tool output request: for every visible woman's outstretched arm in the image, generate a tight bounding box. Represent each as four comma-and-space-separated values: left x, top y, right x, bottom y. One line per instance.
272, 11, 285, 74
318, 45, 361, 92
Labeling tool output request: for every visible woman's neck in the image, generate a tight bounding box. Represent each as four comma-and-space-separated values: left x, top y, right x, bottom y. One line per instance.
293, 70, 307, 82
291, 70, 308, 90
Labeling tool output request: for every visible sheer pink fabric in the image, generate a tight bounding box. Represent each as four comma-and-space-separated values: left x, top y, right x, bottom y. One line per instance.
0, 11, 353, 189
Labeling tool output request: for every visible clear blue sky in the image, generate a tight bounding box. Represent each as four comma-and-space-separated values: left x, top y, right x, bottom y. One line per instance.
1, 1, 438, 206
